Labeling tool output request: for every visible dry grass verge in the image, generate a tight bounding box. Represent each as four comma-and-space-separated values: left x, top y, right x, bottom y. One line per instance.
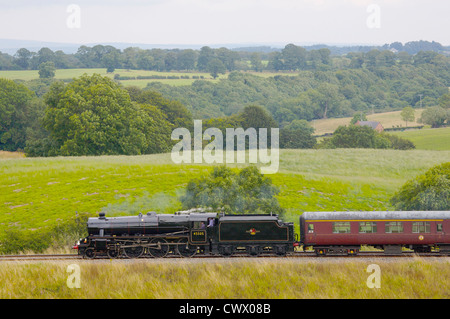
0, 258, 448, 299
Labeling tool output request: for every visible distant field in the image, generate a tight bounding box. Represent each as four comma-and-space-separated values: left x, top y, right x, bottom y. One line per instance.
0, 68, 109, 81
0, 68, 226, 87
312, 110, 450, 151
0, 151, 24, 159
312, 109, 425, 136
1, 149, 449, 236
391, 127, 450, 151
0, 68, 304, 88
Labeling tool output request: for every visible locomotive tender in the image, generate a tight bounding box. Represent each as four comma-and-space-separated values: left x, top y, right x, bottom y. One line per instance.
74, 210, 450, 258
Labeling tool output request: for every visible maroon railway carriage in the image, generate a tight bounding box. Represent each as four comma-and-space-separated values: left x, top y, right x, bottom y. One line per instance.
300, 211, 450, 255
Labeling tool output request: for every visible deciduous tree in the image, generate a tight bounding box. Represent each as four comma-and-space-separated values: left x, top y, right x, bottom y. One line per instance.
38, 61, 56, 79
400, 106, 415, 127
207, 58, 226, 79
42, 74, 172, 156
180, 166, 284, 215
391, 162, 449, 210
0, 79, 35, 151
420, 106, 448, 128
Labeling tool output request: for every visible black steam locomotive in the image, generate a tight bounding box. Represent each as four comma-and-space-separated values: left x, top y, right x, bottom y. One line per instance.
74, 210, 295, 258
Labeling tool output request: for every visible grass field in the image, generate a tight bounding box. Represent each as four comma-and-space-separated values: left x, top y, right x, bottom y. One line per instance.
0, 151, 25, 159
1, 149, 449, 236
1, 258, 448, 298
0, 68, 225, 87
0, 68, 304, 89
0, 68, 110, 81
0, 68, 275, 88
390, 127, 450, 151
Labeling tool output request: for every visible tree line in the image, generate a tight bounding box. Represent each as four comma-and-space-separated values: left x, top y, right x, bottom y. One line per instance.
1, 42, 449, 75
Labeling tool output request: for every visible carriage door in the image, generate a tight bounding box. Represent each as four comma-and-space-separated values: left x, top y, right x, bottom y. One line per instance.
190, 221, 207, 244
437, 222, 444, 242
306, 222, 316, 244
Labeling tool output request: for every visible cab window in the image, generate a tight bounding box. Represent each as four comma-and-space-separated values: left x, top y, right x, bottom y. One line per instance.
193, 221, 206, 229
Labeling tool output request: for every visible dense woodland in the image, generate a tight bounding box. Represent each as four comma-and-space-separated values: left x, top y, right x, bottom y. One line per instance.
0, 41, 449, 156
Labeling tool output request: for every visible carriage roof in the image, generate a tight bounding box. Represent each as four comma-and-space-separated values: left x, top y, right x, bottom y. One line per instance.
300, 211, 450, 221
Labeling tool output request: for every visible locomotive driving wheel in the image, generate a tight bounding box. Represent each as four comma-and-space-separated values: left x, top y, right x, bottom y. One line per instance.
176, 238, 197, 258
124, 245, 144, 258
107, 246, 121, 259
84, 247, 96, 259
148, 238, 169, 258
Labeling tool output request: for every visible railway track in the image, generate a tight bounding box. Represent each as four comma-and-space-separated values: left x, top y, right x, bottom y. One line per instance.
0, 251, 448, 261
0, 254, 81, 261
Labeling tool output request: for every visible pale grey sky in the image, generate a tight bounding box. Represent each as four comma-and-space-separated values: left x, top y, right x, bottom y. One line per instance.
0, 0, 448, 46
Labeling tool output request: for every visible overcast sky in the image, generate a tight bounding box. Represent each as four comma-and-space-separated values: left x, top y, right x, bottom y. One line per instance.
0, 0, 448, 46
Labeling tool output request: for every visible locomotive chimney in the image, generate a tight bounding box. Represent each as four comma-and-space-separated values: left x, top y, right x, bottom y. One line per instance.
99, 212, 106, 219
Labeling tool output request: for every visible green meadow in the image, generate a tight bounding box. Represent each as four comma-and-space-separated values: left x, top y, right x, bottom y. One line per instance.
1, 149, 449, 239
390, 127, 450, 151
0, 68, 297, 88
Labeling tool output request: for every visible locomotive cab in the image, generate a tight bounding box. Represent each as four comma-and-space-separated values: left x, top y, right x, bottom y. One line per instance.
186, 214, 218, 246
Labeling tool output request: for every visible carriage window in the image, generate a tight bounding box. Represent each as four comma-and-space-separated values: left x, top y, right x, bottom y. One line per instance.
412, 222, 430, 233
437, 223, 443, 232
332, 222, 350, 233
385, 222, 403, 233
308, 224, 314, 233
359, 222, 377, 233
